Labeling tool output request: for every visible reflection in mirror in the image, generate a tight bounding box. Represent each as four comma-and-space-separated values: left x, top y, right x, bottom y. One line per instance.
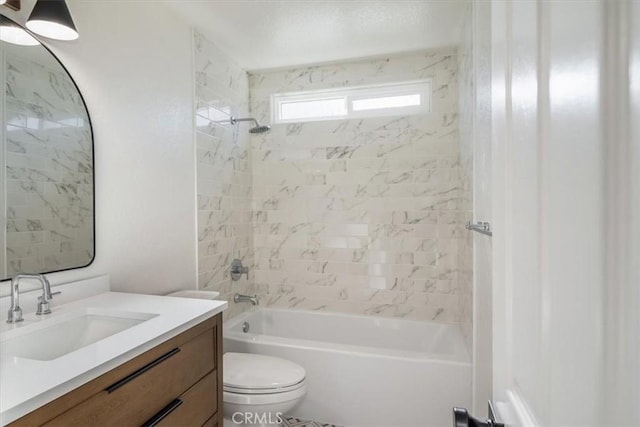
0, 16, 94, 281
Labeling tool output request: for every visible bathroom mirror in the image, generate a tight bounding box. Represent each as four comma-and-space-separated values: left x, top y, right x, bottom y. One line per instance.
0, 16, 94, 281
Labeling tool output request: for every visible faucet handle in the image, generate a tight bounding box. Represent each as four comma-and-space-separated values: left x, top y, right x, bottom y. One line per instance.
38, 290, 61, 300
38, 291, 61, 301
230, 259, 250, 281
36, 299, 51, 315
36, 291, 61, 315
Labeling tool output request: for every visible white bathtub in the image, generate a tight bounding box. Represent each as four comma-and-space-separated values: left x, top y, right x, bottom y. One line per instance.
224, 308, 471, 427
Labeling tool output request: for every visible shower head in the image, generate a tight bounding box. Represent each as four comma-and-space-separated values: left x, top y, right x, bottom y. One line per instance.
230, 116, 271, 134
249, 124, 271, 134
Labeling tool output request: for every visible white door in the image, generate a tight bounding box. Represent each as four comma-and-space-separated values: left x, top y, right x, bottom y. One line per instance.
490, 0, 639, 426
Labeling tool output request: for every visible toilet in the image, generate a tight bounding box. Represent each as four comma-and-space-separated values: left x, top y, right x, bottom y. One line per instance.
223, 352, 307, 427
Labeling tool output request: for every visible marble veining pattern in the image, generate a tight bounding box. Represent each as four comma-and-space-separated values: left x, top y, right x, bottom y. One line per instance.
3, 52, 93, 277
249, 49, 471, 323
193, 30, 258, 320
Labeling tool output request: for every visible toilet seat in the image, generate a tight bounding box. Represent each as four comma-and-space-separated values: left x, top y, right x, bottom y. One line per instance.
224, 379, 305, 395
224, 352, 306, 390
223, 352, 307, 403
223, 384, 307, 405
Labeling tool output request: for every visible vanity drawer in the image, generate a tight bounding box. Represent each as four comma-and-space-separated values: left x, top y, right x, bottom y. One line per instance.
44, 327, 215, 427
145, 370, 218, 427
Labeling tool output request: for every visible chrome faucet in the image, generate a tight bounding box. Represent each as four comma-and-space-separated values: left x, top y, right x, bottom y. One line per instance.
234, 293, 259, 306
6, 274, 61, 323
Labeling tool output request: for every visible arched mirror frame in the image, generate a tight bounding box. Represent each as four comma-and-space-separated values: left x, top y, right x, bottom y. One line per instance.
0, 13, 95, 281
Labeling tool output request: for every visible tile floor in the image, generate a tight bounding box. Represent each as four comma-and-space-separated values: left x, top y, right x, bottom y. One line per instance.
283, 416, 341, 427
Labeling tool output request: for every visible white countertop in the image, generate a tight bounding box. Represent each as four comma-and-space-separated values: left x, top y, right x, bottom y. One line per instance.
0, 291, 227, 425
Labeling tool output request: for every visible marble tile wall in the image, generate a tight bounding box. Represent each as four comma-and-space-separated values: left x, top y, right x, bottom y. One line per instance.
4, 51, 93, 277
249, 49, 471, 323
193, 30, 257, 320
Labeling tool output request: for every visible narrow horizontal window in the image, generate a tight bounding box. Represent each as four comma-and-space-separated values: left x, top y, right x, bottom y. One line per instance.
280, 97, 346, 121
352, 94, 421, 112
272, 80, 431, 124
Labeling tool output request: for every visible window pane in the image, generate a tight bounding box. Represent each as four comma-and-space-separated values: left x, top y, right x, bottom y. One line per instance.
280, 97, 347, 121
272, 80, 431, 123
352, 94, 421, 111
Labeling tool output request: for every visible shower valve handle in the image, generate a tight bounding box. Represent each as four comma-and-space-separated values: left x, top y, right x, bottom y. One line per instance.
230, 259, 249, 281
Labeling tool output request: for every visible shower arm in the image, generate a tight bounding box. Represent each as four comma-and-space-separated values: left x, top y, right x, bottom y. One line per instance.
223, 116, 271, 134
230, 116, 258, 126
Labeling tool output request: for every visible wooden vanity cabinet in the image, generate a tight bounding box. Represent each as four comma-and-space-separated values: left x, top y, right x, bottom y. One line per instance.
8, 314, 223, 427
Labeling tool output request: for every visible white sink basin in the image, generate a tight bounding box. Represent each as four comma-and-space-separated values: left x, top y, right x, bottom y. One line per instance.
1, 309, 157, 361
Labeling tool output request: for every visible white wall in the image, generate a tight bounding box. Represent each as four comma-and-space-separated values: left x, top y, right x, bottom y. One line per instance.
0, 1, 197, 294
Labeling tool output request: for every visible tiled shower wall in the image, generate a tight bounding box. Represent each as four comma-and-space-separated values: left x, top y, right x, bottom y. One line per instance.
3, 49, 93, 278
249, 50, 472, 323
193, 31, 257, 320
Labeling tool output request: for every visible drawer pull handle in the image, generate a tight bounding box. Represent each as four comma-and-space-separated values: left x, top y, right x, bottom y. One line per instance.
142, 398, 183, 427
105, 348, 181, 393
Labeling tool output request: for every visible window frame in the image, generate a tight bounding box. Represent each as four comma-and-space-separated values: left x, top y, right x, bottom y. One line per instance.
271, 79, 432, 124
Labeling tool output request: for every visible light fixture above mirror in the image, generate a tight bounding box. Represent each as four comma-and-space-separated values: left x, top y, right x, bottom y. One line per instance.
0, 15, 39, 45
1, 0, 79, 42
26, 0, 78, 41
1, 0, 21, 11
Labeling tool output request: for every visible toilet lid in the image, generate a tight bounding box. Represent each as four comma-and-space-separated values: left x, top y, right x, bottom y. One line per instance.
223, 352, 306, 391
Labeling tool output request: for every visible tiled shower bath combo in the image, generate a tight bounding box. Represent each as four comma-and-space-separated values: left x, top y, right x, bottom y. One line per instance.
193, 28, 474, 426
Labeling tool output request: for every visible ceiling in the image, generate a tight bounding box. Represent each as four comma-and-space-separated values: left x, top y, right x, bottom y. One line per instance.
167, 0, 468, 71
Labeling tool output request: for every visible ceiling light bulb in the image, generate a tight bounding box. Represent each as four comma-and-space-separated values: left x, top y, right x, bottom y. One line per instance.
26, 0, 79, 41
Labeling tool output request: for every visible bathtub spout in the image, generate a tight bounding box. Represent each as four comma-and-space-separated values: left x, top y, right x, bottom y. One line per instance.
234, 293, 259, 306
